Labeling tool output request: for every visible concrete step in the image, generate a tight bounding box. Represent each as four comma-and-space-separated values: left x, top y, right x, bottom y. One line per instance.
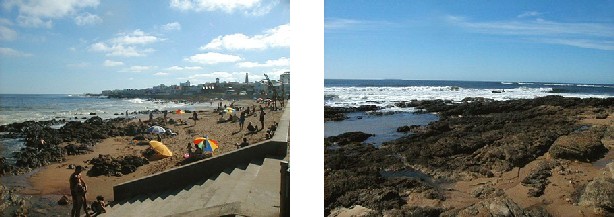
156, 168, 234, 216
202, 163, 254, 208
148, 178, 216, 217
222, 162, 263, 205
168, 201, 242, 217
102, 157, 279, 217
240, 158, 282, 217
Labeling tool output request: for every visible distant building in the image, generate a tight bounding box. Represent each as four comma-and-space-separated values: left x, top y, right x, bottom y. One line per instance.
245, 73, 249, 84
280, 72, 289, 84
180, 80, 191, 87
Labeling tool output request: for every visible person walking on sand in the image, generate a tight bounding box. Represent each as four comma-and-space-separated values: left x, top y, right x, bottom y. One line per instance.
70, 166, 90, 217
149, 111, 153, 123
239, 111, 246, 130
259, 109, 266, 130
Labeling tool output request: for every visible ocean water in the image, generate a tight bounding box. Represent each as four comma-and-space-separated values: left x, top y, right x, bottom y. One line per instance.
0, 94, 216, 126
324, 79, 614, 142
325, 79, 614, 111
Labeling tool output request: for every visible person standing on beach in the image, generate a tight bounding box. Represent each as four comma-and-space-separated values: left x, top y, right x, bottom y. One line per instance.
239, 111, 246, 130
149, 111, 153, 123
163, 110, 168, 123
259, 109, 266, 130
69, 166, 90, 217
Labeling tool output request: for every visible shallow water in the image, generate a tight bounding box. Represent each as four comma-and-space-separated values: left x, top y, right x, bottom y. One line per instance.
325, 112, 438, 146
0, 137, 26, 164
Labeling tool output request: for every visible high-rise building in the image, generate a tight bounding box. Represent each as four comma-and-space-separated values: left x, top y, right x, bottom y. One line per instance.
245, 73, 249, 83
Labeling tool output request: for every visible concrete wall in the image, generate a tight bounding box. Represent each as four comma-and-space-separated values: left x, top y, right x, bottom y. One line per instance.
114, 103, 290, 202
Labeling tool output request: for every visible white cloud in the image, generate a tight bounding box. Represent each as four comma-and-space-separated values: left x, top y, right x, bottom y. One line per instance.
202, 23, 289, 50
0, 47, 32, 57
325, 18, 399, 31
446, 15, 614, 51
112, 29, 160, 44
154, 72, 169, 76
89, 42, 153, 57
169, 0, 274, 15
4, 0, 100, 28
103, 60, 124, 67
185, 52, 242, 65
17, 15, 52, 28
74, 12, 102, 25
166, 65, 202, 71
121, 65, 156, 72
238, 57, 289, 68
0, 26, 17, 41
0, 18, 13, 26
536, 38, 614, 51
518, 11, 542, 18
161, 22, 181, 31
89, 29, 159, 57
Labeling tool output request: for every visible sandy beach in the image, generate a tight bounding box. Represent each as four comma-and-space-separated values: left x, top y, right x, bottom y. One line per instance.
6, 99, 285, 215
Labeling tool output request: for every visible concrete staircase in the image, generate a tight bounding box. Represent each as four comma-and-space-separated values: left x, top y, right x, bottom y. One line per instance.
102, 158, 282, 217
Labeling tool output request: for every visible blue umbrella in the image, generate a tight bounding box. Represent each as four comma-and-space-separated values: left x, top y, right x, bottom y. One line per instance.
147, 126, 166, 134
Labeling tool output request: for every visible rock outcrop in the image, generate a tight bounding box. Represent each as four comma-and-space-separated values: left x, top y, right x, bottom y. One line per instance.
579, 177, 614, 214
548, 126, 608, 162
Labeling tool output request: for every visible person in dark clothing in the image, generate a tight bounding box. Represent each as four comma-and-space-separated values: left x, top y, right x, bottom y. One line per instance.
69, 166, 90, 217
239, 111, 246, 130
236, 138, 250, 148
247, 122, 257, 133
91, 195, 107, 215
192, 111, 198, 121
259, 110, 266, 130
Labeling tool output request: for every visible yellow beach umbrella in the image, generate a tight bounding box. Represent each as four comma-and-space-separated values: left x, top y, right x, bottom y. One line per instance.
225, 107, 234, 114
149, 140, 173, 157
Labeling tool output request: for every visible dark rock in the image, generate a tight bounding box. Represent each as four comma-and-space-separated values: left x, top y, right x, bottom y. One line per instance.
471, 184, 504, 199
579, 177, 614, 214
384, 206, 443, 217
443, 195, 551, 217
549, 126, 608, 162
596, 113, 608, 119
521, 161, 556, 197
325, 132, 373, 146
57, 195, 70, 205
88, 154, 149, 177
396, 125, 425, 133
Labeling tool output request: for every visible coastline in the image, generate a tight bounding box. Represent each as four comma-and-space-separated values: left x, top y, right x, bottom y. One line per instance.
0, 99, 286, 216
325, 96, 614, 216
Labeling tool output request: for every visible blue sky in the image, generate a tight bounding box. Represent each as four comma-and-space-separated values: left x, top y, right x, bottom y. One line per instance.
325, 1, 614, 84
0, 0, 289, 94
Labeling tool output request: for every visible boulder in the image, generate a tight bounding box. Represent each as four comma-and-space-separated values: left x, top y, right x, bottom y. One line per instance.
579, 177, 614, 214
443, 196, 551, 217
57, 195, 70, 205
521, 161, 555, 197
325, 132, 373, 146
549, 127, 608, 162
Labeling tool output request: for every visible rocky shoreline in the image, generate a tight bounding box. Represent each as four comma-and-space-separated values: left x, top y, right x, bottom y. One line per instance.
325, 96, 614, 216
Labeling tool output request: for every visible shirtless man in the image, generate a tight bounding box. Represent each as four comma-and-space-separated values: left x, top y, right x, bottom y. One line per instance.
70, 166, 90, 217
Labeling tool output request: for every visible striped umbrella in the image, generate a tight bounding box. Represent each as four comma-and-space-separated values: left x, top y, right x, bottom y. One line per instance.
193, 137, 219, 154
